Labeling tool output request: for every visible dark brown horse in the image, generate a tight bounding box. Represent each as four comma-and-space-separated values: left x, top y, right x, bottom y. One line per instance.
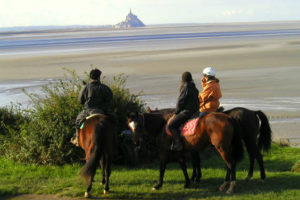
148, 107, 272, 182
79, 114, 116, 198
128, 112, 244, 194
224, 107, 272, 181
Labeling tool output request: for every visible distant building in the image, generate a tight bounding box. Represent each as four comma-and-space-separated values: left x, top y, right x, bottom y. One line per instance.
114, 9, 145, 29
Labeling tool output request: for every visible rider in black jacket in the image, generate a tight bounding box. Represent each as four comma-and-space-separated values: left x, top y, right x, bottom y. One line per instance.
71, 68, 115, 146
168, 72, 199, 151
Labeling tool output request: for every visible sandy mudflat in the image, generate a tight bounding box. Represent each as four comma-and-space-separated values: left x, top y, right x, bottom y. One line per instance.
1, 22, 300, 144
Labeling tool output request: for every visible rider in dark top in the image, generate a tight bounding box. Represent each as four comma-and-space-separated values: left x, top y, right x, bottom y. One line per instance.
71, 68, 115, 146
168, 71, 199, 151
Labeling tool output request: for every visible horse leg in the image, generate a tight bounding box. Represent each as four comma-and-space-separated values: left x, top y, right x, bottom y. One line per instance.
153, 159, 167, 190
215, 148, 231, 192
226, 160, 237, 194
244, 141, 255, 181
104, 155, 112, 194
219, 166, 230, 192
100, 158, 106, 185
196, 155, 202, 182
256, 150, 266, 182
178, 157, 191, 188
191, 152, 201, 183
191, 152, 197, 182
84, 171, 96, 198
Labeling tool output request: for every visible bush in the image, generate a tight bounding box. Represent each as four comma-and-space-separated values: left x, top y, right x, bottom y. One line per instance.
0, 106, 27, 155
291, 161, 300, 172
1, 69, 145, 165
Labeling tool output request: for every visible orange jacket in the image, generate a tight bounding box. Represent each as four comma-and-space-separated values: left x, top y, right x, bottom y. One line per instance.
199, 80, 222, 112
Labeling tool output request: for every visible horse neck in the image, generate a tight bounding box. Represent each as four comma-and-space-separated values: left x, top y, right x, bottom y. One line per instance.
143, 113, 166, 137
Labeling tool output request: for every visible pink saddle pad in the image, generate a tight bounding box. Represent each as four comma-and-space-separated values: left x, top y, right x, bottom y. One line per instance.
166, 117, 199, 137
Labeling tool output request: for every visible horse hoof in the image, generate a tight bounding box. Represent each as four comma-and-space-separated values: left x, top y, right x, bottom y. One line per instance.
219, 182, 229, 192
84, 192, 89, 198
226, 189, 233, 194
104, 190, 109, 194
152, 186, 160, 191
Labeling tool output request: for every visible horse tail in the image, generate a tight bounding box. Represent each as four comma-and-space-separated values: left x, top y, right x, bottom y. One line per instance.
230, 118, 244, 163
80, 120, 105, 183
256, 111, 272, 152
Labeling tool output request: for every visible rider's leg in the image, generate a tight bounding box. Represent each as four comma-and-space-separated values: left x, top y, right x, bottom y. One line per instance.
168, 112, 189, 151
71, 110, 86, 146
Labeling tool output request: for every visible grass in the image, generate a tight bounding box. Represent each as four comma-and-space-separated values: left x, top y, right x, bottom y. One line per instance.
0, 143, 300, 200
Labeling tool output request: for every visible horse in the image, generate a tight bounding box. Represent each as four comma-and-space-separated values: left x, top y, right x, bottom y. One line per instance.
79, 114, 116, 198
127, 111, 244, 194
147, 107, 272, 182
223, 107, 272, 181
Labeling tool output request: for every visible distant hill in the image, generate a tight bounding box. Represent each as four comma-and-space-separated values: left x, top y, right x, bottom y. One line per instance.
114, 10, 145, 29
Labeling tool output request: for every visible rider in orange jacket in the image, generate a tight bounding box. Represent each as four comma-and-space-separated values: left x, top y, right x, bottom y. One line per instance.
199, 67, 222, 114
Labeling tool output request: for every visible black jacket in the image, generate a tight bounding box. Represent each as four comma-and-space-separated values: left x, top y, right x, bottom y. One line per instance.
175, 82, 199, 115
79, 80, 113, 112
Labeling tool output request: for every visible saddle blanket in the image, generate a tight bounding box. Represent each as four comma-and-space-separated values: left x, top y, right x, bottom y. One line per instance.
166, 117, 200, 137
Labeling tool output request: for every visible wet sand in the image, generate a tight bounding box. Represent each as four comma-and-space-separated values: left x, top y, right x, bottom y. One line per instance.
1, 22, 300, 145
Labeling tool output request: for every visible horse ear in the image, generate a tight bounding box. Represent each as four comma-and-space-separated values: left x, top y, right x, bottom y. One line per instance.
147, 107, 152, 113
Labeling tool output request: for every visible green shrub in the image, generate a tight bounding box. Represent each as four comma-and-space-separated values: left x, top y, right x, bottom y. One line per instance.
291, 161, 300, 172
0, 106, 27, 155
2, 69, 145, 165
0, 106, 24, 136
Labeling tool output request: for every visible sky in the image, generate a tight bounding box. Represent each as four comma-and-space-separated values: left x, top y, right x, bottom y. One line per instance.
1, 0, 300, 27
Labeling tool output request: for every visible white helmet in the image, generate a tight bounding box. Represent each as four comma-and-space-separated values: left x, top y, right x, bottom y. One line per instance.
202, 67, 216, 76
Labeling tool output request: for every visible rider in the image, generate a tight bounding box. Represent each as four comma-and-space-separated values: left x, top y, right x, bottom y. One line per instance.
199, 67, 222, 117
71, 68, 115, 146
168, 72, 199, 151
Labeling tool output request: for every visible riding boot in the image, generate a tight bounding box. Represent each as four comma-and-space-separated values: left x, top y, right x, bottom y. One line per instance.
70, 129, 80, 147
170, 130, 183, 151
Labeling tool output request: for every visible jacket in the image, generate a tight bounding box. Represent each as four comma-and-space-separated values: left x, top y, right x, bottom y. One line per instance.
175, 82, 199, 115
199, 80, 222, 112
79, 80, 113, 112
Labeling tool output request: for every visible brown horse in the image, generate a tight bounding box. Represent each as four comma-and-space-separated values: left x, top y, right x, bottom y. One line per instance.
148, 107, 272, 182
128, 112, 244, 194
79, 114, 116, 198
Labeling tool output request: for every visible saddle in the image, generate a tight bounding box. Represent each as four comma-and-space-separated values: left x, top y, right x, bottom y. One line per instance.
80, 113, 107, 129
165, 110, 212, 137
166, 112, 203, 137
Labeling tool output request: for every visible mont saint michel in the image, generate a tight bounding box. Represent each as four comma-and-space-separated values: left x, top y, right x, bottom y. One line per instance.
114, 10, 145, 28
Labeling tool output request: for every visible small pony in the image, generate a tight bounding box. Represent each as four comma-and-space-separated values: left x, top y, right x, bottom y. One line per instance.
79, 114, 116, 198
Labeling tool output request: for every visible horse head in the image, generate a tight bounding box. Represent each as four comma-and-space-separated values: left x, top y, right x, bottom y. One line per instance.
127, 111, 144, 147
